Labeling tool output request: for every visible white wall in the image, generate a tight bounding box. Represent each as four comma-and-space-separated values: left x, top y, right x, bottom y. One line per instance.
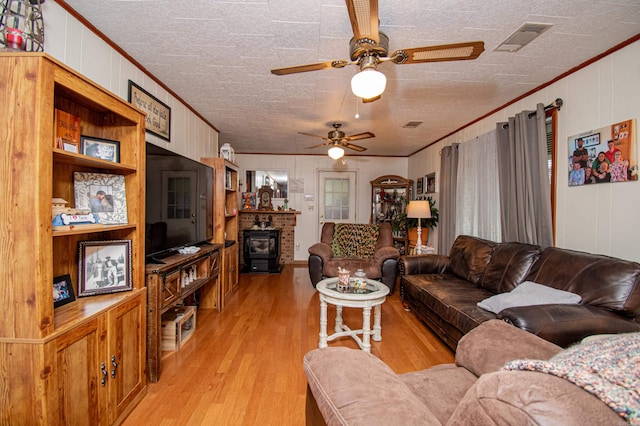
236, 155, 408, 261
409, 40, 640, 262
43, 1, 218, 161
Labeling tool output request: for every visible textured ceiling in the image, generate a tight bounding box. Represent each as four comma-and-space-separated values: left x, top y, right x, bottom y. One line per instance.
61, 0, 640, 157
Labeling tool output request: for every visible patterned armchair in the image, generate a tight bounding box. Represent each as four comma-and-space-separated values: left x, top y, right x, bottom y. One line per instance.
308, 222, 400, 294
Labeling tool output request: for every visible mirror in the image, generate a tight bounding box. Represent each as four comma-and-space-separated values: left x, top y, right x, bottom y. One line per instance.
245, 170, 288, 198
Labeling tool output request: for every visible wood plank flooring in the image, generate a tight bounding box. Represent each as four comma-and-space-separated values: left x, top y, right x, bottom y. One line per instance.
123, 265, 454, 425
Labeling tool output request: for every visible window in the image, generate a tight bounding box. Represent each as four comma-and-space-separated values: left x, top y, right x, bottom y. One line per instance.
324, 178, 350, 220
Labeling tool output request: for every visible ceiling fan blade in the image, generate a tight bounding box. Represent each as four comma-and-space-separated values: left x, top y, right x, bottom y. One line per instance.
298, 132, 327, 140
306, 141, 332, 149
346, 0, 379, 46
344, 132, 375, 142
391, 41, 485, 64
342, 142, 367, 152
271, 60, 348, 75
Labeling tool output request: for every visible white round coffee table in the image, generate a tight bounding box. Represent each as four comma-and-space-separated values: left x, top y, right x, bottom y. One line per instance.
316, 277, 390, 353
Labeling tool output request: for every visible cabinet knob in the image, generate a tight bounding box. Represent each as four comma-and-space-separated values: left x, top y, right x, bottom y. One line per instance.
101, 362, 108, 387
111, 355, 119, 378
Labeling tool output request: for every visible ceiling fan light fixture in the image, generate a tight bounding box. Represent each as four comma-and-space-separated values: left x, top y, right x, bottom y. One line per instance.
351, 68, 386, 99
328, 145, 345, 160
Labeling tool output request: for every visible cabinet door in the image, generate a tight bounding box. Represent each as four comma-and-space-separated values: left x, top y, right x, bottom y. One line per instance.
108, 293, 146, 423
55, 316, 108, 426
229, 245, 239, 293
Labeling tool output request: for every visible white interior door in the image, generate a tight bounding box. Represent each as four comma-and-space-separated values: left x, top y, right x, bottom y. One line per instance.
318, 171, 357, 237
162, 170, 198, 246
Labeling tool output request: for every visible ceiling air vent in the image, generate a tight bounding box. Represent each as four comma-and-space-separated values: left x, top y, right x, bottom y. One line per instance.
403, 121, 422, 129
494, 22, 553, 52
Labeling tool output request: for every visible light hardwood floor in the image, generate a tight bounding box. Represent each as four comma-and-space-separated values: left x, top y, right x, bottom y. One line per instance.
123, 265, 454, 425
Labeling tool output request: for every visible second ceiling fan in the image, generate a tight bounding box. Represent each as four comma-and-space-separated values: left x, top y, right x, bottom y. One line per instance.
301, 123, 374, 159
271, 0, 484, 102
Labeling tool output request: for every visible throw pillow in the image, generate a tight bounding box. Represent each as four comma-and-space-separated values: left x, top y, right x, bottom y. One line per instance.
477, 281, 581, 314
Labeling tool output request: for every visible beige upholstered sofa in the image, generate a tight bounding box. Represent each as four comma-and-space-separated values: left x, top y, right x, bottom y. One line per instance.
303, 320, 636, 425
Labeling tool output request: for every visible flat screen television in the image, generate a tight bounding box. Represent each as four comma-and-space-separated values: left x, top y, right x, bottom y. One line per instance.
145, 143, 214, 262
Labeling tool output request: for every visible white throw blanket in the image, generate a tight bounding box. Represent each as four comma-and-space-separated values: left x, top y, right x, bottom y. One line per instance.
477, 281, 581, 314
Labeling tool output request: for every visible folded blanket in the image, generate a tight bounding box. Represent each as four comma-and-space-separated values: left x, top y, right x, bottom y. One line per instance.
503, 332, 640, 424
477, 280, 581, 314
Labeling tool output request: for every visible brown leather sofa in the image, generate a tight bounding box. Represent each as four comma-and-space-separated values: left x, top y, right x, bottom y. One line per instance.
304, 320, 633, 425
399, 235, 640, 349
308, 222, 400, 294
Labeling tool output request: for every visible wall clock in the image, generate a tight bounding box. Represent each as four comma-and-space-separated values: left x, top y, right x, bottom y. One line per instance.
258, 185, 273, 210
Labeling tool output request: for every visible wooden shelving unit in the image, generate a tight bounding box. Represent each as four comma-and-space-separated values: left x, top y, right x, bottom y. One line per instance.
201, 157, 239, 310
0, 53, 147, 425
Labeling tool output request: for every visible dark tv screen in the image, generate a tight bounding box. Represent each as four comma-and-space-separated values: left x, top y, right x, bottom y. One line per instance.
145, 143, 214, 260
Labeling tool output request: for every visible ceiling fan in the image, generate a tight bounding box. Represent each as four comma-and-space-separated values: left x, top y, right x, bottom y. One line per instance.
271, 0, 484, 102
301, 123, 374, 159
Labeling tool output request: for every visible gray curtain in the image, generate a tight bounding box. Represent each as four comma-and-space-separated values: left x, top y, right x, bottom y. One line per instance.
496, 103, 553, 247
438, 144, 459, 254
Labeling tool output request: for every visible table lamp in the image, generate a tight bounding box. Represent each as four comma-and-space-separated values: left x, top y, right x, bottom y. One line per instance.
406, 200, 431, 254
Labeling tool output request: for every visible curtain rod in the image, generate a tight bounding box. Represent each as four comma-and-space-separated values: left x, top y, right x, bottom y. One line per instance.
527, 98, 564, 118
501, 98, 564, 128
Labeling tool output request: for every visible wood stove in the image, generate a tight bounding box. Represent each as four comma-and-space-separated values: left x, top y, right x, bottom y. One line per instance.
243, 228, 282, 273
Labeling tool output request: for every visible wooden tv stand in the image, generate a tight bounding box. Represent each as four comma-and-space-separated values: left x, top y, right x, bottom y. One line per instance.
145, 244, 222, 382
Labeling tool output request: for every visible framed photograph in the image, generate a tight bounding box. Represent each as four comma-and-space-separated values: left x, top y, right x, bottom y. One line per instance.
426, 172, 437, 194
74, 172, 128, 224
53, 274, 76, 308
80, 136, 120, 163
127, 80, 171, 142
78, 240, 132, 297
416, 177, 423, 194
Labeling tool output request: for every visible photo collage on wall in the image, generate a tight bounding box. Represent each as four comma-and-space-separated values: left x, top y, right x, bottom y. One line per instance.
568, 119, 637, 186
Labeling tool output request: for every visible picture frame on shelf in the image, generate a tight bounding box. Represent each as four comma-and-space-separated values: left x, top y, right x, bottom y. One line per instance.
74, 172, 128, 224
54, 108, 80, 152
53, 274, 76, 308
80, 136, 120, 163
127, 80, 171, 142
78, 240, 132, 297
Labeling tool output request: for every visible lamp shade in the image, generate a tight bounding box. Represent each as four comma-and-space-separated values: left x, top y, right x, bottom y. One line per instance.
351, 69, 386, 99
328, 145, 344, 160
406, 200, 431, 219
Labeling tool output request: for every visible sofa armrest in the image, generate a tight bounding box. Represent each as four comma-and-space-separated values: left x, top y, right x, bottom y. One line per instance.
497, 303, 640, 348
399, 254, 450, 275
308, 242, 334, 264
455, 320, 562, 377
304, 347, 441, 425
374, 246, 400, 265
449, 370, 627, 426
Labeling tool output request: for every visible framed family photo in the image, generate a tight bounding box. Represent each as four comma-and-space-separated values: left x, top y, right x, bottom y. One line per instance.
74, 172, 128, 224
53, 274, 76, 308
80, 136, 120, 163
78, 240, 132, 297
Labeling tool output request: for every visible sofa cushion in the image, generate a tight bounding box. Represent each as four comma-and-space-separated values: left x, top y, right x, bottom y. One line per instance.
399, 364, 477, 424
525, 247, 640, 317
479, 242, 540, 293
323, 258, 382, 280
331, 223, 379, 258
477, 281, 582, 314
448, 235, 496, 285
402, 274, 497, 335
